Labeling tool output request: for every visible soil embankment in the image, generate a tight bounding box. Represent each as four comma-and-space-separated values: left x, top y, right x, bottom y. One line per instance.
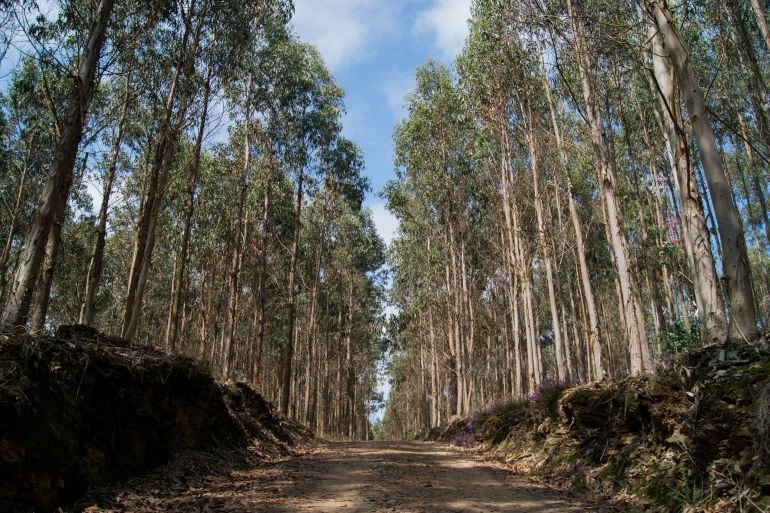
431, 340, 770, 512
0, 326, 310, 513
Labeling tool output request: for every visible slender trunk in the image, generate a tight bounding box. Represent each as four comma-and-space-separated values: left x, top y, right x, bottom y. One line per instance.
447, 221, 465, 415
568, 0, 653, 373
648, 23, 727, 342
346, 277, 355, 438
522, 103, 565, 381
222, 75, 252, 378
303, 191, 327, 424
460, 240, 474, 412
252, 160, 272, 385
122, 1, 202, 340
166, 65, 212, 349
2, 0, 115, 330
497, 139, 524, 396
443, 235, 459, 417
199, 266, 209, 355
427, 294, 439, 427
29, 214, 63, 334
541, 47, 603, 381
281, 157, 304, 414
648, 0, 758, 340
80, 72, 131, 327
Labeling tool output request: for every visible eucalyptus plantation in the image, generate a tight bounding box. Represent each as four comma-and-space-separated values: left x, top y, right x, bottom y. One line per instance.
384, 0, 768, 437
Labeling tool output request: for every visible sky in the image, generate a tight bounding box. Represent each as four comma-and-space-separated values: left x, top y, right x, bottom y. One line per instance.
291, 0, 473, 248
291, 0, 473, 422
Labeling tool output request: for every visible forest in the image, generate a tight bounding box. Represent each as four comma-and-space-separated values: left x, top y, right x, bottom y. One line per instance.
382, 0, 770, 438
0, 0, 386, 439
0, 0, 769, 511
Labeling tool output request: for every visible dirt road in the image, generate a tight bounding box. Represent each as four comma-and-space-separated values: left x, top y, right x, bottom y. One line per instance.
75, 442, 606, 512
263, 442, 595, 513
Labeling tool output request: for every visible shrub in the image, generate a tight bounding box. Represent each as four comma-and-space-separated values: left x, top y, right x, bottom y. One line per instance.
663, 318, 699, 354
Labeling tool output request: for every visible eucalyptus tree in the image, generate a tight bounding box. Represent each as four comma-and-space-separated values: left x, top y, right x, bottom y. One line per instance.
0, 57, 63, 311
163, 62, 213, 349
2, 0, 116, 331
323, 202, 385, 436
298, 137, 369, 425
79, 70, 133, 327
383, 0, 768, 438
459, 1, 579, 385
121, 0, 290, 340
260, 34, 343, 413
642, 0, 758, 340
645, 17, 727, 343
388, 61, 488, 416
385, 171, 448, 426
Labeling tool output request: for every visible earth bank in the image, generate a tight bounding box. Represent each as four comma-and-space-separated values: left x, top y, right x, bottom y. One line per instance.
431, 340, 770, 512
0, 325, 310, 513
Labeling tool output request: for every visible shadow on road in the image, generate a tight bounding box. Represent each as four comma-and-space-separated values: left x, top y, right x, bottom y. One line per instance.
74, 441, 606, 512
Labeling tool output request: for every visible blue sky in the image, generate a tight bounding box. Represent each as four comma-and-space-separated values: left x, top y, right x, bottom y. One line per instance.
290, 0, 474, 418
291, 0, 473, 247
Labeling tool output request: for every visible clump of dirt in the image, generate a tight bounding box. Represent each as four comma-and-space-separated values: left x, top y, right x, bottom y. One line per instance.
431, 340, 770, 512
0, 325, 310, 513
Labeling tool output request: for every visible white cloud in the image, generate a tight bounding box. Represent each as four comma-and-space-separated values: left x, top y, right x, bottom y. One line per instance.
292, 0, 399, 71
382, 70, 415, 120
415, 0, 472, 60
368, 202, 399, 247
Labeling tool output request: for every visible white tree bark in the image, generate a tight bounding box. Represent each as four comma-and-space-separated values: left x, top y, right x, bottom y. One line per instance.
2, 0, 115, 331
647, 22, 728, 343
647, 0, 758, 341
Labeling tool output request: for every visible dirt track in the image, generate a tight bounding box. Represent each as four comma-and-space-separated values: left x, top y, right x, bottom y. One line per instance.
75, 441, 609, 512
265, 441, 598, 513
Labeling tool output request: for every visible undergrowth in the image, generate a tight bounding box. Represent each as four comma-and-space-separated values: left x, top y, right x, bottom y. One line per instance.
435, 340, 770, 513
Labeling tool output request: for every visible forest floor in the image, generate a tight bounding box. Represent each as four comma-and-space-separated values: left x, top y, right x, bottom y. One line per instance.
73, 441, 611, 513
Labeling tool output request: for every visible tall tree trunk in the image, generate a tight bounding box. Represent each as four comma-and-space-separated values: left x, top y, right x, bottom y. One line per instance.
460, 240, 474, 410
122, 0, 202, 340
80, 72, 131, 327
222, 75, 252, 378
166, 65, 213, 350
521, 102, 566, 381
346, 277, 355, 438
447, 220, 465, 415
427, 299, 440, 427
541, 57, 604, 380
648, 23, 728, 342
251, 155, 273, 385
29, 213, 63, 334
568, 0, 653, 374
2, 0, 115, 331
281, 157, 305, 414
497, 135, 524, 396
647, 0, 758, 340
302, 189, 327, 424
443, 231, 460, 416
